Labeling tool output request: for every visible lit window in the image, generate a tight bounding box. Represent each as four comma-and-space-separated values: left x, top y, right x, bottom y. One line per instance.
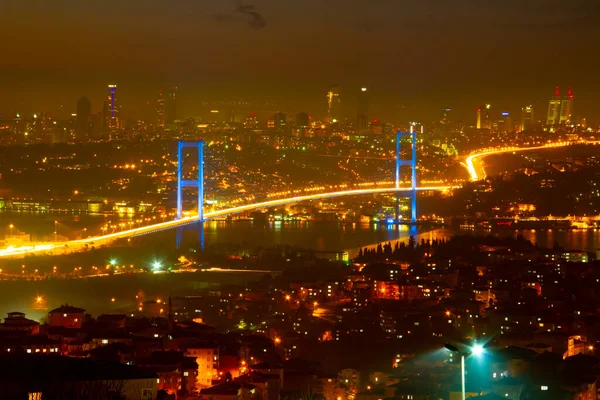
27, 349, 32, 354
63, 314, 67, 317
184, 372, 189, 377
541, 386, 548, 391
102, 340, 108, 344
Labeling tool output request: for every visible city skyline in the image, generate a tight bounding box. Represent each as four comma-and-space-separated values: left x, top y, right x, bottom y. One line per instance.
0, 82, 591, 127
2, 1, 600, 122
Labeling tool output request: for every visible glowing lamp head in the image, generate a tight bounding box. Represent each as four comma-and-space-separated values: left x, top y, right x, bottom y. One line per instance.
471, 344, 484, 357
152, 261, 162, 270
109, 259, 117, 266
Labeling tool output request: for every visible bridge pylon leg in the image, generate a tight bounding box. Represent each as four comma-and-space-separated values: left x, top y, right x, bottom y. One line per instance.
176, 140, 204, 221
395, 128, 418, 224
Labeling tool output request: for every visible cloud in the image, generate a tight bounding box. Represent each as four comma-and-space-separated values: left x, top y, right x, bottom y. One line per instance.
214, 0, 266, 30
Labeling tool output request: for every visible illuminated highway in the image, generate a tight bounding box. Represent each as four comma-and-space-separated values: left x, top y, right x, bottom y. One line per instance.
0, 185, 453, 258
464, 140, 600, 181
5, 139, 598, 258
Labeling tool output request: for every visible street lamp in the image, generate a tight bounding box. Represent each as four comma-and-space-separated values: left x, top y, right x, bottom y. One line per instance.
9, 224, 14, 238
445, 342, 485, 400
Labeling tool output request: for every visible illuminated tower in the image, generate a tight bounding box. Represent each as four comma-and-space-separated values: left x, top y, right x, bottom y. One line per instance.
75, 96, 92, 142
326, 85, 341, 123
157, 90, 165, 127
482, 104, 491, 129
440, 108, 451, 125
521, 105, 534, 131
165, 86, 177, 125
357, 87, 368, 131
499, 112, 513, 133
103, 84, 120, 131
476, 104, 491, 129
559, 87, 574, 125
546, 86, 562, 126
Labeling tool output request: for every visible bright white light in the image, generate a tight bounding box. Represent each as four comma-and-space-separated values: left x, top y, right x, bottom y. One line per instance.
472, 344, 484, 357
152, 261, 162, 270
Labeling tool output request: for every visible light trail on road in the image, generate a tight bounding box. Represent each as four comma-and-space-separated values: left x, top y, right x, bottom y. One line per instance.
464, 140, 600, 181
0, 186, 454, 258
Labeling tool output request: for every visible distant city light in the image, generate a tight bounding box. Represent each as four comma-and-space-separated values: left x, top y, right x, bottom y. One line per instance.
152, 261, 162, 270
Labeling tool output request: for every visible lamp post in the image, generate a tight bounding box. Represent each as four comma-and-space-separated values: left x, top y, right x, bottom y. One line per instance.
445, 343, 484, 400
54, 220, 58, 242
9, 224, 14, 239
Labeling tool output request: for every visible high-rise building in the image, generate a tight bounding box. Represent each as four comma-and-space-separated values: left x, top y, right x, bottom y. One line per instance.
547, 87, 562, 126
440, 108, 451, 125
157, 90, 165, 127
273, 112, 287, 134
326, 85, 341, 123
103, 84, 120, 131
498, 112, 513, 133
477, 104, 491, 129
75, 96, 91, 141
357, 87, 368, 131
294, 112, 310, 138
546, 87, 574, 126
296, 112, 309, 128
560, 87, 574, 125
165, 86, 177, 125
521, 105, 534, 131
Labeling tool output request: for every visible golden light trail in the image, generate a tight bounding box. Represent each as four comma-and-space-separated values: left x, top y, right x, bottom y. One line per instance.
464, 140, 600, 181
0, 186, 454, 258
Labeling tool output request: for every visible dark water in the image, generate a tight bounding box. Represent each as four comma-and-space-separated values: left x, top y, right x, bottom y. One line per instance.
2, 212, 598, 254
0, 213, 598, 322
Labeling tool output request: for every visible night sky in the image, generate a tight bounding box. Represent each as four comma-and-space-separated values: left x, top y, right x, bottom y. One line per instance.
2, 0, 599, 122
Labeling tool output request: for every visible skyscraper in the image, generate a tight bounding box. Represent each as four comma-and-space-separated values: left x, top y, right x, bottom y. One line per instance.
559, 87, 574, 125
157, 90, 165, 127
294, 112, 310, 138
326, 85, 341, 123
521, 105, 534, 131
75, 96, 91, 141
440, 108, 451, 125
547, 87, 573, 126
357, 87, 368, 131
274, 112, 287, 134
165, 86, 177, 125
477, 104, 491, 129
103, 84, 120, 131
546, 87, 562, 126
498, 112, 513, 133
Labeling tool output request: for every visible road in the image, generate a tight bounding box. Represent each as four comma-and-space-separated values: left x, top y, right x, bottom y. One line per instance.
5, 139, 597, 258
464, 140, 600, 181
0, 185, 452, 258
